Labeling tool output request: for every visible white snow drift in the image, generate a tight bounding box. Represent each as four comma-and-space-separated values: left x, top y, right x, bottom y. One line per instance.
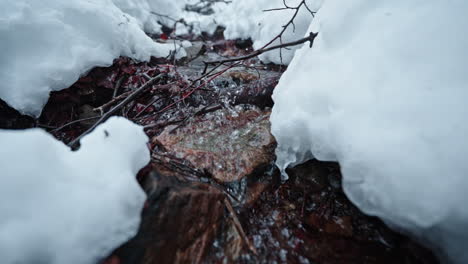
271, 0, 468, 263
183, 0, 321, 64
0, 0, 318, 117
0, 0, 175, 117
0, 117, 149, 264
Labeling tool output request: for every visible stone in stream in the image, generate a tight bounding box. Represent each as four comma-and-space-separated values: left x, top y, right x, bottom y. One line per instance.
153, 106, 276, 183
114, 171, 226, 264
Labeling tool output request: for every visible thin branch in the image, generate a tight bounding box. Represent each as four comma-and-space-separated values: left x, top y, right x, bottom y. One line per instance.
68, 74, 163, 148
51, 116, 100, 133
134, 96, 163, 118
258, 0, 313, 50
263, 7, 290, 12
224, 198, 258, 255
202, 0, 317, 72
94, 90, 132, 115
203, 32, 318, 67
112, 75, 126, 98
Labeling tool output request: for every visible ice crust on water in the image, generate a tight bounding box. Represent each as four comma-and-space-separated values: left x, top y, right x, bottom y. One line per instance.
0, 0, 176, 117
0, 117, 149, 264
271, 0, 468, 262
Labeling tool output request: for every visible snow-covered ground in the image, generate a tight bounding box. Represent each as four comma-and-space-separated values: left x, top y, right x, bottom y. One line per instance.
181, 0, 321, 64
0, 0, 176, 117
271, 0, 468, 262
0, 117, 149, 264
0, 0, 316, 117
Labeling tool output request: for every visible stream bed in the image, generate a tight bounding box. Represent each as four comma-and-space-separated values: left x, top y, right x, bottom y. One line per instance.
0, 33, 438, 264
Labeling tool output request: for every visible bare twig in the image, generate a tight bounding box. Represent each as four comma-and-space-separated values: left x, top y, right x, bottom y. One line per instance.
134, 96, 163, 118
224, 198, 258, 255
203, 0, 317, 71
203, 32, 318, 70
51, 116, 100, 133
113, 75, 126, 98
150, 11, 193, 35
259, 0, 315, 50
184, 0, 232, 15
94, 90, 132, 115
68, 74, 163, 148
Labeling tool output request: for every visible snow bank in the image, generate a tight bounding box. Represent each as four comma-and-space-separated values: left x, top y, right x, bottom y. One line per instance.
271, 0, 468, 262
0, 0, 174, 117
0, 117, 149, 264
112, 0, 182, 33
182, 0, 321, 64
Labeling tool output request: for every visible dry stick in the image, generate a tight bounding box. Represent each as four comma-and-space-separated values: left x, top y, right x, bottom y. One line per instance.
200, 0, 314, 69
37, 123, 57, 129
68, 74, 163, 147
112, 75, 126, 98
260, 0, 315, 50
94, 90, 132, 114
143, 118, 186, 130
51, 116, 100, 133
202, 32, 318, 73
198, 61, 227, 79
134, 96, 163, 119
224, 198, 258, 255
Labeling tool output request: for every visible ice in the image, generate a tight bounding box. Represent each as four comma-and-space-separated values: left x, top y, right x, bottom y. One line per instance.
0, 117, 149, 264
0, 0, 175, 117
271, 0, 468, 262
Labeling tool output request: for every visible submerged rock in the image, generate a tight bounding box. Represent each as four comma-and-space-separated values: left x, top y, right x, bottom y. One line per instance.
153, 107, 276, 183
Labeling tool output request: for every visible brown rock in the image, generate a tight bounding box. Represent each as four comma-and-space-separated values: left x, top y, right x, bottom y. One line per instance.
116, 172, 225, 264
306, 214, 353, 238
244, 181, 269, 207
324, 216, 353, 237
154, 108, 276, 183
286, 159, 328, 193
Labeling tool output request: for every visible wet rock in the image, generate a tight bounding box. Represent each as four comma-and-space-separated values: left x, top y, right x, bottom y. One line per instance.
286, 159, 329, 193
116, 171, 225, 264
0, 99, 35, 129
232, 76, 278, 108
306, 214, 353, 237
153, 107, 276, 183
227, 71, 259, 83
202, 160, 438, 264
218, 221, 244, 262
244, 180, 269, 207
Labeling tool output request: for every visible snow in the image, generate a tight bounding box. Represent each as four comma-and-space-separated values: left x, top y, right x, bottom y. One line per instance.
0, 117, 149, 264
0, 0, 175, 117
271, 0, 468, 262
181, 0, 321, 64
0, 0, 319, 116
112, 0, 182, 34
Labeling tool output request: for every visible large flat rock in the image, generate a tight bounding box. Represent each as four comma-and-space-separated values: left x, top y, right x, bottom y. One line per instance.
154, 107, 276, 183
